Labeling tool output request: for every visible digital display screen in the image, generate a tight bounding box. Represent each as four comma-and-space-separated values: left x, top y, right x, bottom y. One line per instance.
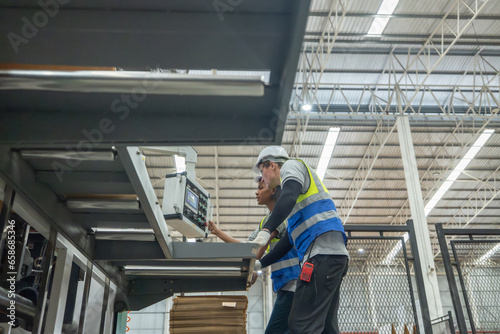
185, 189, 199, 211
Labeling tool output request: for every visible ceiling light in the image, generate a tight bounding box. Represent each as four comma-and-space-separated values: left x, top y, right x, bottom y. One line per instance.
316, 127, 340, 180
301, 104, 312, 111
424, 129, 494, 215
174, 155, 186, 173
367, 0, 400, 35
358, 248, 364, 253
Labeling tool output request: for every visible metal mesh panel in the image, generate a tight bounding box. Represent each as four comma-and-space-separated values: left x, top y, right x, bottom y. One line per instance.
339, 238, 416, 333
431, 319, 452, 334
453, 241, 500, 332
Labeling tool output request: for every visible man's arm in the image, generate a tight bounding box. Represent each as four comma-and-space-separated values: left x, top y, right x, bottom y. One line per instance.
260, 232, 293, 267
256, 230, 278, 259
249, 180, 302, 247
262, 180, 302, 232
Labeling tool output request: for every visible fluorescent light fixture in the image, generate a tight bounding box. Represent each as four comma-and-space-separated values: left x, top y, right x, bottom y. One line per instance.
385, 129, 494, 264
0, 70, 265, 96
367, 0, 400, 35
174, 155, 186, 173
424, 129, 494, 216
301, 104, 312, 111
316, 127, 340, 180
476, 244, 500, 264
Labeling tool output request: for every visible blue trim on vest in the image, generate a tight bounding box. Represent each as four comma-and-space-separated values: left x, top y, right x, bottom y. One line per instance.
288, 200, 346, 262
270, 247, 300, 292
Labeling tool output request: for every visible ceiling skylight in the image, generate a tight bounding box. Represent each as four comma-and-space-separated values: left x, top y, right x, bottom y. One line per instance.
367, 0, 401, 35
316, 127, 340, 181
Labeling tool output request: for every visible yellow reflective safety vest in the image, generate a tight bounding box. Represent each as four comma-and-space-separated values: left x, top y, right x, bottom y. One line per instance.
259, 216, 300, 292
286, 160, 347, 262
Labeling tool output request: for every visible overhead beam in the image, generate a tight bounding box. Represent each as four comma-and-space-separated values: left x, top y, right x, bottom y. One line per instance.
308, 11, 500, 20
339, 120, 397, 223
95, 241, 255, 261
294, 0, 351, 112
116, 146, 173, 258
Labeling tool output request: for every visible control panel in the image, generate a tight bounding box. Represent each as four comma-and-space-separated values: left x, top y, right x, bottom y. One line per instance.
162, 172, 212, 238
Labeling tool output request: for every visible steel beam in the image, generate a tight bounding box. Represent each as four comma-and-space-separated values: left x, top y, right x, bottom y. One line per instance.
116, 147, 173, 259
296, 0, 351, 111
95, 240, 256, 261
44, 247, 74, 334
128, 277, 248, 310
390, 0, 492, 113
0, 112, 271, 146
78, 261, 93, 334
339, 120, 396, 222
0, 7, 289, 69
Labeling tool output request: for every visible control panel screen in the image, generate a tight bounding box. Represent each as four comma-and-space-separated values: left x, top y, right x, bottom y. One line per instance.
185, 189, 199, 211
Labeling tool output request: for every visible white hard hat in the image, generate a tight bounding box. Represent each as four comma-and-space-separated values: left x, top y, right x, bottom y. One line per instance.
252, 146, 290, 174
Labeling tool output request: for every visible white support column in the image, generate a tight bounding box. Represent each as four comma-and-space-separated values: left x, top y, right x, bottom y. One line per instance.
44, 247, 74, 334
396, 116, 443, 321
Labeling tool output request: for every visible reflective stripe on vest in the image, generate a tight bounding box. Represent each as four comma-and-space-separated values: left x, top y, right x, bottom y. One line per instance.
271, 257, 299, 271
259, 215, 300, 292
286, 160, 346, 261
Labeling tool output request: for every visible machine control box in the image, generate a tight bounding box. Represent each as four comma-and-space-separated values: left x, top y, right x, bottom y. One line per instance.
162, 172, 212, 238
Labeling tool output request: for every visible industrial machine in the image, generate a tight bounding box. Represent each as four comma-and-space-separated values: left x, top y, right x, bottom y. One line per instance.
162, 172, 211, 238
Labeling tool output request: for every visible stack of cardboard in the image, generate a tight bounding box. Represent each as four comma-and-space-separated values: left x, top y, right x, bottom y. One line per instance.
170, 295, 248, 334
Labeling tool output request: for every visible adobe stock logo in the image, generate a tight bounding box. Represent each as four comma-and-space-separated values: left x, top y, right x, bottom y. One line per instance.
7, 0, 70, 54
213, 0, 243, 22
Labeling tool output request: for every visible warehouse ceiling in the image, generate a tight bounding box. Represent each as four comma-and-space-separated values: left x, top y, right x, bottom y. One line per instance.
144, 0, 500, 263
